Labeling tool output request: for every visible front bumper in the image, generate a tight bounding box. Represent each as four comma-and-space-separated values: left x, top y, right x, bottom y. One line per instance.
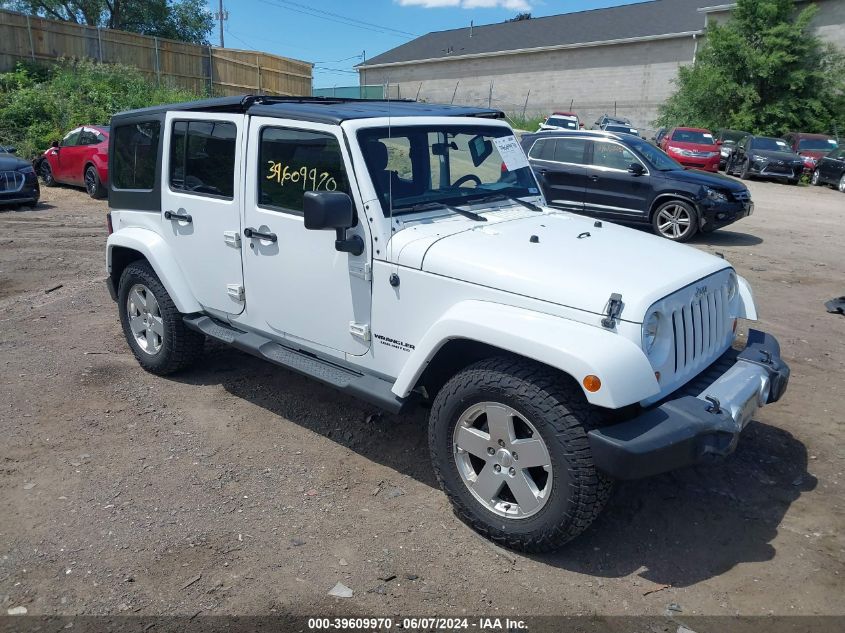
699, 197, 753, 228
748, 161, 803, 180
588, 329, 789, 480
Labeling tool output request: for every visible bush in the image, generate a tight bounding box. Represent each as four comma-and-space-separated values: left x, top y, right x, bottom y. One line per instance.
0, 59, 199, 158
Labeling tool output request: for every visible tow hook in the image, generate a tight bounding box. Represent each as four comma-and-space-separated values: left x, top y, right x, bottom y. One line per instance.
704, 395, 722, 414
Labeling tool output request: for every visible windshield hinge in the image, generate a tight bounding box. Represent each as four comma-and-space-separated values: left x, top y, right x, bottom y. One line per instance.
223, 230, 241, 248
601, 293, 624, 329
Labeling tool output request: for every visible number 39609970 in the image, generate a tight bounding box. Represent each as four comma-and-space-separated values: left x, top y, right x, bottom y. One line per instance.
267, 161, 338, 191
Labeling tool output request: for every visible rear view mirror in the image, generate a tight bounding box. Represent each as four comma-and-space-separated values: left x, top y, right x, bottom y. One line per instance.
468, 135, 493, 167
303, 191, 363, 256
628, 162, 645, 176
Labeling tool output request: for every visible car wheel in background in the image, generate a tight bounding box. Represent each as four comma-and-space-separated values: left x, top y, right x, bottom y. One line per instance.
40, 161, 56, 187
740, 160, 751, 180
811, 170, 821, 186
429, 357, 612, 552
652, 200, 699, 242
85, 165, 105, 199
839, 174, 845, 193
117, 261, 204, 375
788, 178, 799, 186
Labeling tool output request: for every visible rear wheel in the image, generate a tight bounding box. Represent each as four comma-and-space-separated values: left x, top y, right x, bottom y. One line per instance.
739, 160, 751, 180
811, 170, 821, 186
652, 199, 698, 242
85, 165, 105, 199
787, 177, 799, 186
429, 357, 612, 552
40, 161, 56, 187
118, 261, 204, 375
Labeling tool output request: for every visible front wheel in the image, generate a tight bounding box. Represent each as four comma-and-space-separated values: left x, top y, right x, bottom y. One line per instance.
429, 358, 612, 552
40, 161, 56, 187
839, 174, 845, 193
652, 199, 698, 242
811, 169, 821, 186
739, 160, 751, 180
118, 261, 204, 375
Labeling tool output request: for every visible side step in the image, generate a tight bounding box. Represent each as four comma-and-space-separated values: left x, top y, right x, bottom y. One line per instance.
184, 316, 409, 414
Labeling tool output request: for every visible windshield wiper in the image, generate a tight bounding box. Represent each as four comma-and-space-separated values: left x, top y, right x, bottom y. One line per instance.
469, 193, 543, 212
398, 201, 487, 222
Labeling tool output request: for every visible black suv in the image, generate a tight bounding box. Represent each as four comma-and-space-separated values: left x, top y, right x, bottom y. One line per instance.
521, 130, 753, 242
725, 135, 804, 184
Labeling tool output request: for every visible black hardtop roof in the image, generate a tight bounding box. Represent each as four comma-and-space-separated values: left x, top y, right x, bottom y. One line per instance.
111, 95, 504, 125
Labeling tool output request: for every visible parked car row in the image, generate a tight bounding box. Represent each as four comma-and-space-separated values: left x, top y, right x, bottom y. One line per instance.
0, 146, 40, 208
33, 125, 110, 198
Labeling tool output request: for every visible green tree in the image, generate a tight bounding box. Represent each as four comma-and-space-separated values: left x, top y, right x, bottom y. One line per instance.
656, 0, 844, 136
2, 0, 214, 44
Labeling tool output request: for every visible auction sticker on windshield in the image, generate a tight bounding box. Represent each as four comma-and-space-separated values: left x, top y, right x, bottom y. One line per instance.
493, 136, 529, 171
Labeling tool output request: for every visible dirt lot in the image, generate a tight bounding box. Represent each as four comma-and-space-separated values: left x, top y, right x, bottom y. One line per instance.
1, 179, 843, 621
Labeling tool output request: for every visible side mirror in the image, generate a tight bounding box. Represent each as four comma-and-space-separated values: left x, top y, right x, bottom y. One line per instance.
303, 191, 363, 256
51, 140, 59, 148
628, 162, 646, 176
716, 139, 723, 146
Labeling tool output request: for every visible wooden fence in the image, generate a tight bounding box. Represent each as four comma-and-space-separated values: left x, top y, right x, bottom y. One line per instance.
0, 9, 312, 96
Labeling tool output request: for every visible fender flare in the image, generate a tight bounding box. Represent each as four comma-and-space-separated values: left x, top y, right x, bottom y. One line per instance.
650, 192, 699, 217
107, 227, 201, 314
391, 300, 659, 409
736, 274, 758, 320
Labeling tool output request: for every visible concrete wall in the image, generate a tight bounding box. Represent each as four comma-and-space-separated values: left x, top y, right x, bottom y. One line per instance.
361, 36, 698, 132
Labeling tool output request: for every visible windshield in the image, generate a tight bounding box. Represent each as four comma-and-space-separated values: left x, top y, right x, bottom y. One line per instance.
720, 130, 745, 144
626, 136, 682, 171
605, 125, 638, 135
798, 138, 838, 151
671, 130, 715, 145
546, 117, 577, 129
357, 125, 539, 216
751, 137, 791, 152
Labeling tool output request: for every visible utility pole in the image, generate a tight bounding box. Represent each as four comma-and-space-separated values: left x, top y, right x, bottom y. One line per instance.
215, 0, 229, 48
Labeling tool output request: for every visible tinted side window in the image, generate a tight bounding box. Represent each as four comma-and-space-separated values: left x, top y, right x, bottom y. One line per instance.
259, 127, 349, 214
169, 120, 236, 199
79, 130, 99, 145
553, 138, 587, 164
61, 129, 81, 147
592, 141, 638, 171
112, 122, 160, 190
528, 138, 554, 161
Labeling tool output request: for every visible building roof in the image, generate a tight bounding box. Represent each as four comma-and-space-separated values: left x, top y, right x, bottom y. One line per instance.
112, 96, 504, 125
359, 0, 711, 68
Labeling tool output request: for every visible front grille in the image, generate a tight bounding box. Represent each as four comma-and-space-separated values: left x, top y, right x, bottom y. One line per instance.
670, 285, 730, 376
0, 171, 25, 193
731, 190, 750, 203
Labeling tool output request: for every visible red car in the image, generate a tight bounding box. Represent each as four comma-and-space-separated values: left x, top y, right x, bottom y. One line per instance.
659, 127, 720, 172
782, 132, 839, 174
37, 125, 109, 198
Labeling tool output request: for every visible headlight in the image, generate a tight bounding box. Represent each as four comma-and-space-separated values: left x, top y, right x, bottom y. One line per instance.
704, 186, 728, 202
642, 311, 661, 354
17, 165, 35, 174
668, 146, 684, 154
727, 272, 738, 302
750, 154, 766, 163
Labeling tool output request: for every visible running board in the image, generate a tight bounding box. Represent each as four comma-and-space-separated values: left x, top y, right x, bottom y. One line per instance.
183, 316, 409, 414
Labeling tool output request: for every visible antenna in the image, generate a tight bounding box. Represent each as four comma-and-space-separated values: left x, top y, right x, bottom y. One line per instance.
470, 20, 473, 37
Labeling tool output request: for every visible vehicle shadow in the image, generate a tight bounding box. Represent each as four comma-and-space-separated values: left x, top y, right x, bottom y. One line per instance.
534, 420, 816, 587
170, 340, 438, 488
171, 343, 814, 586
691, 229, 763, 246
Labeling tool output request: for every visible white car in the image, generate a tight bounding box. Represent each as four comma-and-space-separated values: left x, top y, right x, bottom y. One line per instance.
537, 112, 580, 132
105, 96, 790, 552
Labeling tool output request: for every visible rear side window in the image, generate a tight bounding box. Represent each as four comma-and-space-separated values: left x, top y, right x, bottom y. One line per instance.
553, 138, 587, 164
259, 127, 349, 214
169, 120, 237, 199
112, 122, 161, 190
79, 130, 99, 145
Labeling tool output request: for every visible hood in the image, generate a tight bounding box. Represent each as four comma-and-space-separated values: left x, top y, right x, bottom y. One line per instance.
0, 153, 29, 171
667, 140, 718, 152
663, 168, 747, 191
390, 208, 730, 321
798, 150, 829, 159
749, 149, 801, 162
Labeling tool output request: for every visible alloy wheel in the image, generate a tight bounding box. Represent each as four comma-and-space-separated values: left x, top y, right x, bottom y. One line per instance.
41, 162, 54, 185
85, 167, 97, 196
126, 283, 164, 355
839, 175, 845, 193
452, 402, 552, 519
811, 170, 820, 186
656, 204, 692, 239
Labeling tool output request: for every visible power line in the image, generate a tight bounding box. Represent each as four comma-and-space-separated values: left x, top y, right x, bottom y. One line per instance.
256, 0, 417, 39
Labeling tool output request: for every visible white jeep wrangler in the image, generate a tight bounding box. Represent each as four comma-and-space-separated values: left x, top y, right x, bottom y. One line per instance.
105, 96, 789, 552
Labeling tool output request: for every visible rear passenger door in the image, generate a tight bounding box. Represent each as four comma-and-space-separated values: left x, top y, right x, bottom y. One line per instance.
526, 136, 587, 211
583, 139, 652, 218
160, 112, 246, 315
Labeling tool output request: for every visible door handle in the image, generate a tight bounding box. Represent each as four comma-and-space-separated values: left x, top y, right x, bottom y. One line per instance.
244, 227, 277, 243
588, 175, 600, 182
164, 210, 192, 223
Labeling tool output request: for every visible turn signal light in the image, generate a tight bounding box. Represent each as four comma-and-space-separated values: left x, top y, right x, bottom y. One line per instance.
733, 319, 738, 333
106, 212, 113, 235
583, 375, 602, 392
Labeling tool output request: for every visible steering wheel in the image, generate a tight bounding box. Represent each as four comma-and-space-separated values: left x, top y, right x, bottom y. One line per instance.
453, 174, 482, 188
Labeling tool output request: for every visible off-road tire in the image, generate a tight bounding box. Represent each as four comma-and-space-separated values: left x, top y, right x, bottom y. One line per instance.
85, 165, 105, 199
118, 261, 204, 375
429, 357, 613, 552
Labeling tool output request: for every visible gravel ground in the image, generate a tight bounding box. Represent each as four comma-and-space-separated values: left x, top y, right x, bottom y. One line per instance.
0, 178, 843, 620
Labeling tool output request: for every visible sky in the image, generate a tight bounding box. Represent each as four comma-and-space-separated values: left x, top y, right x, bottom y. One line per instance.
206, 0, 645, 88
